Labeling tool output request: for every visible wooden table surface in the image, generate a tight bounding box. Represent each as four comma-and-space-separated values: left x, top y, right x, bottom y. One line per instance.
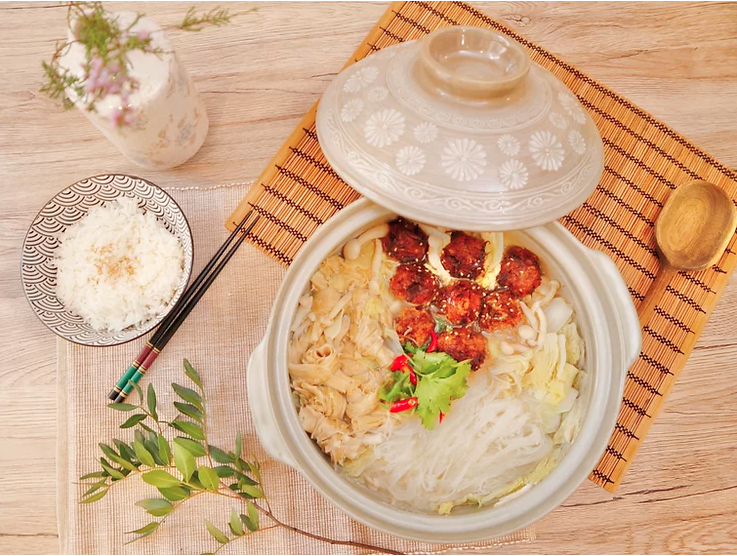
2, 2, 737, 554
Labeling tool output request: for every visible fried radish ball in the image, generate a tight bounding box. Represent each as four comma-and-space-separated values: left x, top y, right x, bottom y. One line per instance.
395, 306, 436, 347
440, 231, 487, 279
479, 288, 523, 332
389, 263, 439, 305
435, 280, 484, 326
437, 327, 487, 370
381, 217, 429, 263
497, 245, 542, 298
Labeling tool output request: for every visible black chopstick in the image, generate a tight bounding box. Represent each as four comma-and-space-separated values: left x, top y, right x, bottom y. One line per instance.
109, 209, 259, 402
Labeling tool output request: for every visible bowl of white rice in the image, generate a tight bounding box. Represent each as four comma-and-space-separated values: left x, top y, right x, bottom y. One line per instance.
21, 174, 193, 346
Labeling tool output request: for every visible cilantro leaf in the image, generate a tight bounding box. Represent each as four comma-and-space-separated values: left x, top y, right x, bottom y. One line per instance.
379, 371, 412, 404
414, 358, 471, 430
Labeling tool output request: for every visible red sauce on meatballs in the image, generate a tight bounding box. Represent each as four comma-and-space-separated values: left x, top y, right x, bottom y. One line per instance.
497, 245, 542, 298
435, 280, 484, 326
389, 263, 439, 305
478, 288, 523, 332
381, 217, 429, 263
395, 306, 436, 347
440, 231, 487, 279
437, 327, 487, 370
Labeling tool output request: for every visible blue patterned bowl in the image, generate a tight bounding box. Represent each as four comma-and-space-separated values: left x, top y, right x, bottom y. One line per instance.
21, 174, 193, 346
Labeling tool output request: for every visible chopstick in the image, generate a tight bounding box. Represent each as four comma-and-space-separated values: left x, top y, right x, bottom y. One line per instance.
108, 208, 260, 403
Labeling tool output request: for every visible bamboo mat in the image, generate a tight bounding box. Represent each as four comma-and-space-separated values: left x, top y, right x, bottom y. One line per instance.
227, 1, 737, 493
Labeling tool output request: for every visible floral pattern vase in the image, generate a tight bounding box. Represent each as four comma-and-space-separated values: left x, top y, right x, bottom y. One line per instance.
60, 11, 209, 170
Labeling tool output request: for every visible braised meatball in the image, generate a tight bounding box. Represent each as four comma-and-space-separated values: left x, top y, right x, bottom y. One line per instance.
437, 327, 487, 370
395, 306, 436, 347
381, 217, 429, 263
435, 280, 484, 326
497, 245, 542, 298
440, 231, 487, 279
479, 288, 523, 332
389, 263, 438, 305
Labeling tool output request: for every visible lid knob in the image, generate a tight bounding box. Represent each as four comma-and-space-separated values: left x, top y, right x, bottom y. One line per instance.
416, 26, 530, 100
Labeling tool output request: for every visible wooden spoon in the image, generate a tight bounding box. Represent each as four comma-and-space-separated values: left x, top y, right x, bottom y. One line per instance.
639, 179, 737, 327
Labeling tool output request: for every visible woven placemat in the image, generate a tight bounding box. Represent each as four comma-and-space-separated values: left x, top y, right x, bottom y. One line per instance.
227, 1, 737, 493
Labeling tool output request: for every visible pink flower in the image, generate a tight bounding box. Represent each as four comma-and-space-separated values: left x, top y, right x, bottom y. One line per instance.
136, 29, 150, 41
110, 106, 123, 127
123, 110, 135, 126
90, 56, 104, 73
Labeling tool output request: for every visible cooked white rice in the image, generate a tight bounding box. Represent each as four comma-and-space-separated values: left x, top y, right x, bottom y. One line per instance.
55, 197, 185, 332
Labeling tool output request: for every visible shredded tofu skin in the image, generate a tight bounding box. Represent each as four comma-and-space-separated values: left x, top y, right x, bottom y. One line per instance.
289, 220, 586, 514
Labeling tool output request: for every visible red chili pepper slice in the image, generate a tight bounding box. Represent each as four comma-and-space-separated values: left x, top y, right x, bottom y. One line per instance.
439, 412, 445, 424
390, 397, 418, 413
409, 369, 418, 386
391, 354, 408, 371
427, 330, 438, 353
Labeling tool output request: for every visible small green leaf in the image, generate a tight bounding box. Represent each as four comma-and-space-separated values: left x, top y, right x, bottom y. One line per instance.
83, 482, 103, 496
120, 414, 147, 429
135, 498, 173, 517
198, 466, 220, 490
80, 471, 106, 480
170, 420, 205, 440
172, 383, 203, 410
173, 401, 204, 422
142, 470, 183, 488
138, 421, 155, 433
80, 489, 108, 504
173, 437, 207, 457
240, 513, 256, 531
235, 433, 242, 460
229, 507, 244, 536
129, 379, 144, 403
158, 485, 190, 501
205, 519, 229, 544
124, 521, 159, 543
233, 470, 257, 486
113, 439, 137, 463
173, 442, 196, 482
132, 440, 156, 468
183, 359, 202, 388
98, 443, 118, 461
134, 430, 146, 445
247, 500, 259, 530
106, 452, 138, 472
107, 403, 137, 412
187, 472, 205, 491
214, 466, 235, 478
157, 434, 172, 465
208, 446, 233, 464
147, 384, 158, 421
246, 460, 261, 483
100, 462, 125, 480
144, 431, 165, 465
240, 484, 264, 499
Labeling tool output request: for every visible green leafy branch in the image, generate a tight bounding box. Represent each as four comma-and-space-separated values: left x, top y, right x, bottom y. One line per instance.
80, 360, 399, 554
178, 6, 237, 32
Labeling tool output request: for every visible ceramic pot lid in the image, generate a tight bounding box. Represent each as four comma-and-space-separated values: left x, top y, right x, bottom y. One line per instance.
316, 26, 604, 231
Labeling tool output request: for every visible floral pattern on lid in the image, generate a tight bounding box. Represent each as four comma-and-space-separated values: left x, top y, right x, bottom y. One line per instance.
316, 27, 605, 231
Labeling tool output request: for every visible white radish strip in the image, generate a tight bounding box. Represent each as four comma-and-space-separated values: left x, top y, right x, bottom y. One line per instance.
343, 223, 389, 260
291, 294, 313, 332
557, 334, 567, 378
520, 301, 537, 330
325, 310, 344, 340
534, 304, 547, 346
390, 299, 403, 315
518, 325, 536, 341
500, 341, 515, 355
327, 291, 352, 322
419, 223, 448, 238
